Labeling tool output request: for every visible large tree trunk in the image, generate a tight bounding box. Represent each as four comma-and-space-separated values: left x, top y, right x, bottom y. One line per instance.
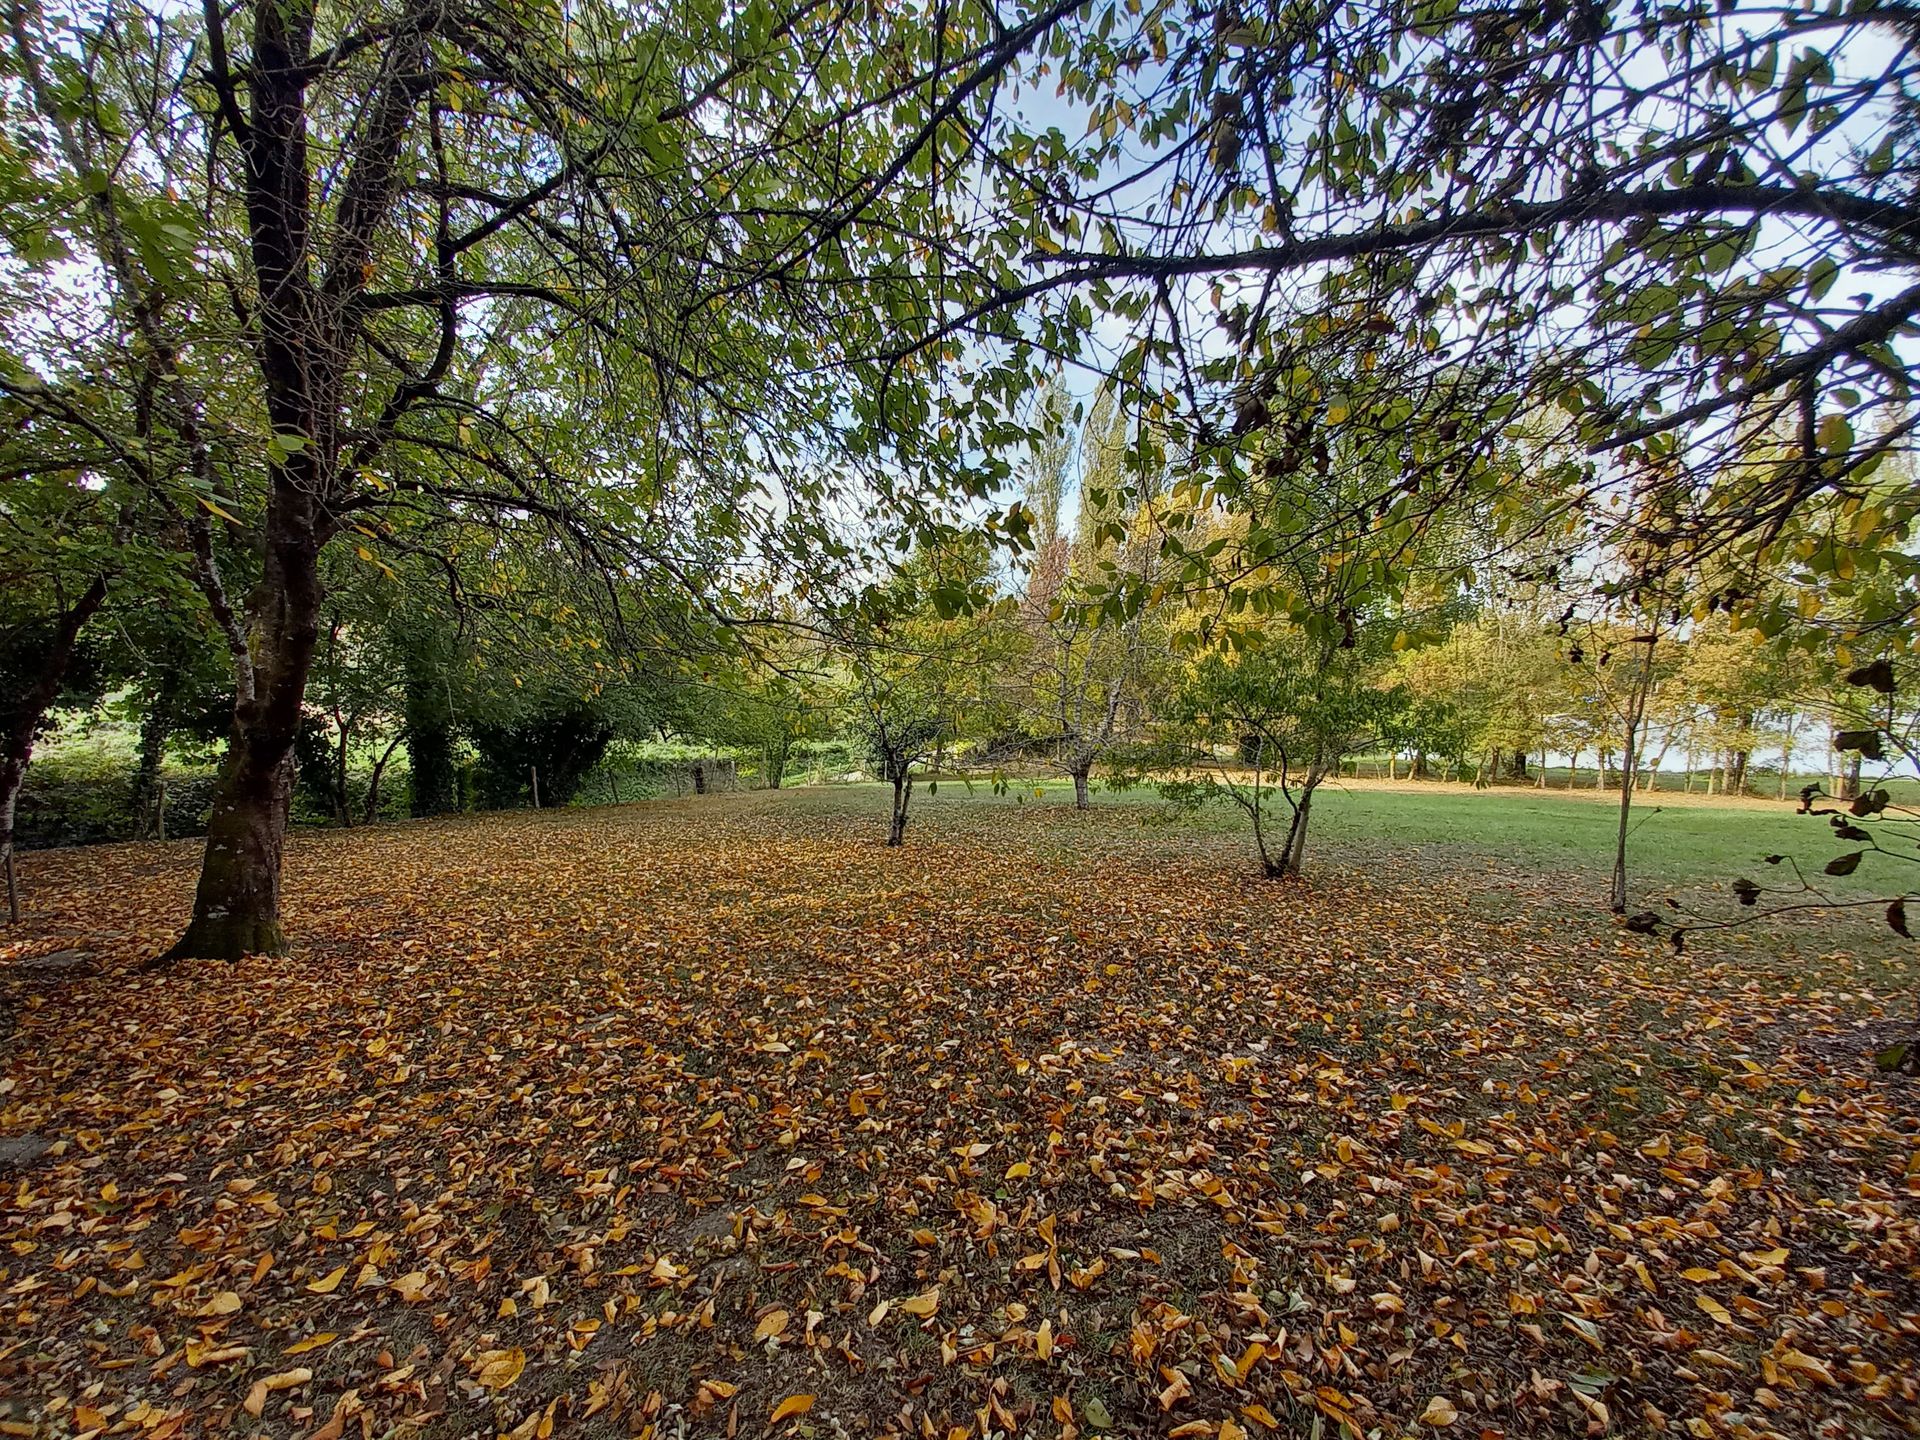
1071, 764, 1090, 810
167, 514, 322, 961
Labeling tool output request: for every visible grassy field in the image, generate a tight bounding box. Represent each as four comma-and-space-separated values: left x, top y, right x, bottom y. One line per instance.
2, 785, 1915, 1440
921, 772, 1910, 919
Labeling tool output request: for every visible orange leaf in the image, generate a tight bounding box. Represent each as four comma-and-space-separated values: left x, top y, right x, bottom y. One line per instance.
768, 1394, 814, 1426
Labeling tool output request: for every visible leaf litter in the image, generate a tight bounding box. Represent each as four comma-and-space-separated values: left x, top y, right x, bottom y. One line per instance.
0, 790, 1915, 1439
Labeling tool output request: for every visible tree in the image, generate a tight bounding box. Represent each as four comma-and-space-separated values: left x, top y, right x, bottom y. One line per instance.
1008, 384, 1169, 807
4, 0, 1043, 958
838, 540, 1010, 846
920, 0, 1920, 622
1161, 636, 1407, 877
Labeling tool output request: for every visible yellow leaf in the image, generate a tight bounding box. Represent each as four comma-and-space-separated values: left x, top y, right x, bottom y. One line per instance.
474, 1347, 526, 1390
1778, 1349, 1837, 1385
1419, 1396, 1458, 1428
196, 1290, 242, 1316
184, 1339, 250, 1368
243, 1369, 311, 1418
899, 1287, 941, 1317
768, 1394, 814, 1425
390, 1271, 430, 1302
755, 1309, 790, 1341
1005, 1161, 1032, 1179
284, 1333, 337, 1357
1680, 1267, 1719, 1283
1035, 1318, 1053, 1360
1696, 1295, 1734, 1326
306, 1266, 347, 1294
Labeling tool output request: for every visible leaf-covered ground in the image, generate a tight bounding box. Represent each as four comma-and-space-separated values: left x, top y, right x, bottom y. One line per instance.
2, 789, 1916, 1440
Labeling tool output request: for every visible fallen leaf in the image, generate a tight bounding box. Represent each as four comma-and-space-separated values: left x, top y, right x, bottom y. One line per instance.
1419, 1396, 1458, 1427
306, 1266, 347, 1295
768, 1394, 814, 1425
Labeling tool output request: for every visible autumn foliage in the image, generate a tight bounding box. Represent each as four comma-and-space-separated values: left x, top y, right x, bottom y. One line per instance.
2, 792, 1916, 1438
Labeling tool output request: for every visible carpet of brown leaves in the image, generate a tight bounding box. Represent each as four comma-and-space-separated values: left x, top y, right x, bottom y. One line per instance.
2, 789, 1916, 1440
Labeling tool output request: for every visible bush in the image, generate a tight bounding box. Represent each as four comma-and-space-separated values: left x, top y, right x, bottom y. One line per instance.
15, 750, 220, 848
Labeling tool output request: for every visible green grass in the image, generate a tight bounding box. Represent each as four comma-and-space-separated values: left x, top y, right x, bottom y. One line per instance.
884, 771, 1913, 909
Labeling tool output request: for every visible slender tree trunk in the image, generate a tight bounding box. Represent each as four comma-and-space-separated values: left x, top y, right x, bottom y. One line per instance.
332, 713, 352, 827
1411, 751, 1428, 780
1610, 641, 1658, 914
1841, 752, 1862, 800
1567, 749, 1580, 790
887, 769, 912, 846
2, 574, 110, 924
1071, 764, 1090, 810
1281, 776, 1319, 878
1247, 765, 1276, 875
363, 731, 404, 823
130, 673, 177, 841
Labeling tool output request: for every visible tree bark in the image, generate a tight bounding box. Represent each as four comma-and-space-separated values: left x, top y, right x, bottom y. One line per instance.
1280, 777, 1319, 878
1729, 748, 1750, 795
363, 730, 404, 823
765, 732, 790, 790
1072, 765, 1090, 810
167, 502, 322, 960
887, 770, 913, 846
1610, 640, 1658, 914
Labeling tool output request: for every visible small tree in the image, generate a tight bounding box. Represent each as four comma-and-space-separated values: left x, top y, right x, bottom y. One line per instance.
837, 539, 1010, 845
1160, 637, 1407, 878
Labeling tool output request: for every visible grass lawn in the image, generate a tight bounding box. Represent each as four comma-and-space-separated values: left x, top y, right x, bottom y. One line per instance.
1, 785, 1915, 1439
